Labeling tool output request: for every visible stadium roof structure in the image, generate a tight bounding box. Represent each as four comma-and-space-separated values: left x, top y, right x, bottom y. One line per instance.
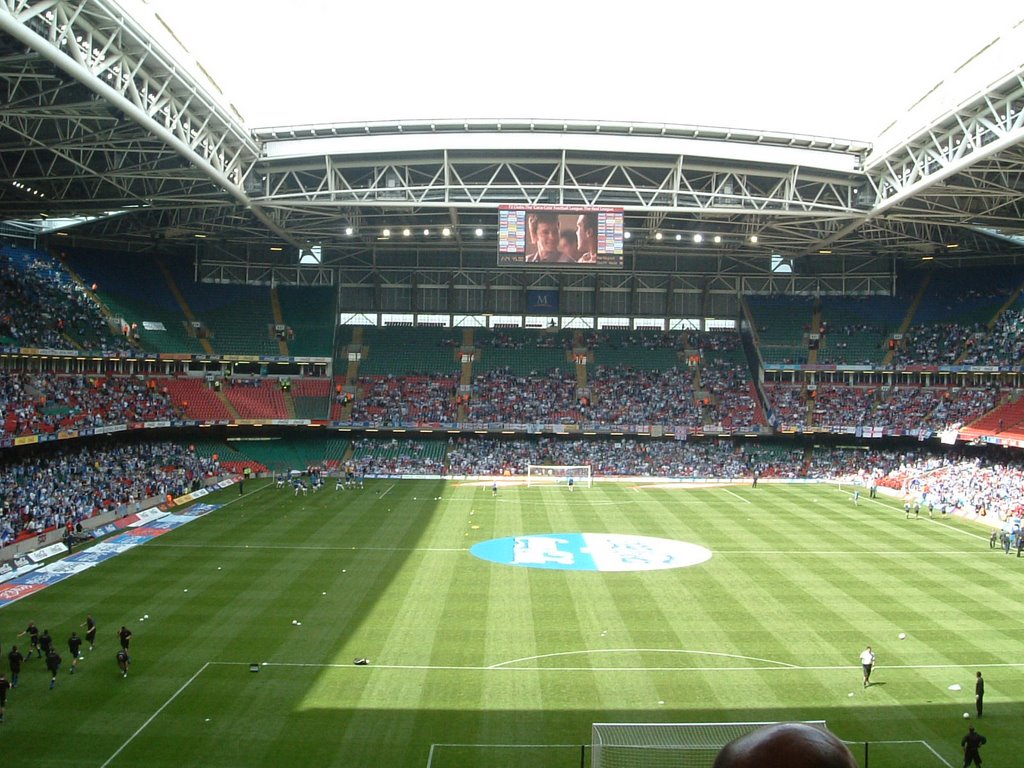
1, 1, 1024, 281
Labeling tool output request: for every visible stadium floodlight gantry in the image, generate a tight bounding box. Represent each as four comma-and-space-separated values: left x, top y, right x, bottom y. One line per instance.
1, 0, 1023, 290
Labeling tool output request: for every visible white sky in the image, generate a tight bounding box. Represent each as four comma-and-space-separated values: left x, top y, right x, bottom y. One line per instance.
131, 0, 1023, 142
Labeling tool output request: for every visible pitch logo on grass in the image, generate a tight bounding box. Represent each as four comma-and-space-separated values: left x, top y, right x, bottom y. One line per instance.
470, 533, 712, 572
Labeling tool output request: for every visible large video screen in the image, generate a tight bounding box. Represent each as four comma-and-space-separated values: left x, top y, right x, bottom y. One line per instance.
497, 205, 624, 268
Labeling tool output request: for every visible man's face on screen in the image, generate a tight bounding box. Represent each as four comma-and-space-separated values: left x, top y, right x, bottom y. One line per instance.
534, 220, 559, 258
576, 215, 596, 253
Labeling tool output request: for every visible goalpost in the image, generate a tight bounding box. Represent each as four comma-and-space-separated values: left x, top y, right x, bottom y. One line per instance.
591, 721, 827, 768
526, 464, 593, 487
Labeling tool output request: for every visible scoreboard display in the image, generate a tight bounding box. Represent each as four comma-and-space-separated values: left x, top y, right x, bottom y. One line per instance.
498, 205, 624, 268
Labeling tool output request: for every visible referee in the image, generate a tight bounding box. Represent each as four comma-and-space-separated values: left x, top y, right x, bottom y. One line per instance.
860, 645, 875, 688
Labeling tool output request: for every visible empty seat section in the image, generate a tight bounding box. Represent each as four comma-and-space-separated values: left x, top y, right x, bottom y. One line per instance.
292, 378, 331, 419
358, 327, 461, 375
162, 378, 232, 420
817, 296, 906, 365
222, 380, 288, 419
277, 286, 336, 357
746, 296, 814, 364
474, 329, 569, 375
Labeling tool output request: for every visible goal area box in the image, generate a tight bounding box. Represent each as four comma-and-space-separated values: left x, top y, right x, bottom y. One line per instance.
526, 464, 592, 487
591, 720, 827, 768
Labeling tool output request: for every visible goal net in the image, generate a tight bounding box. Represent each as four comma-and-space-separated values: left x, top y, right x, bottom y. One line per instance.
591, 721, 827, 768
526, 464, 592, 487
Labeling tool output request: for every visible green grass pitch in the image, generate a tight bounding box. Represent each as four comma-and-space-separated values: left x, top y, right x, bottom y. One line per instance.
2, 479, 1019, 767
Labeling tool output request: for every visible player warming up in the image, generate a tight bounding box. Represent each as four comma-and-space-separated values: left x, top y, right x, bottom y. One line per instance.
117, 649, 130, 678
117, 626, 133, 660
68, 632, 83, 674
0, 673, 9, 722
45, 648, 61, 689
17, 622, 39, 660
8, 645, 23, 687
82, 614, 97, 651
860, 645, 875, 688
961, 725, 986, 768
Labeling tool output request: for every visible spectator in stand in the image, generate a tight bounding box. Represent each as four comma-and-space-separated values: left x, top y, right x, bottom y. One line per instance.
0, 248, 133, 354
0, 441, 220, 545
350, 373, 459, 426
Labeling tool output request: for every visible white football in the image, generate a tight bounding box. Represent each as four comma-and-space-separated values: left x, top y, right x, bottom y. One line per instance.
963, 712, 970, 719
898, 633, 907, 639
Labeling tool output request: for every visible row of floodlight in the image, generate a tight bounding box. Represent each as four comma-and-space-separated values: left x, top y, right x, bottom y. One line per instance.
10, 181, 45, 199
329, 228, 762, 244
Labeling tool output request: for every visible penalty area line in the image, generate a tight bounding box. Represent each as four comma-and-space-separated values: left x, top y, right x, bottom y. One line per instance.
100, 661, 210, 768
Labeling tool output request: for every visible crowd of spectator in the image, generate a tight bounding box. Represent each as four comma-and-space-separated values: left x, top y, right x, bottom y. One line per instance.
764, 384, 809, 429
350, 374, 458, 425
475, 331, 571, 349
442, 437, 920, 480
701, 360, 761, 430
0, 440, 221, 546
583, 331, 687, 350
894, 323, 980, 366
466, 368, 580, 423
349, 438, 445, 475
585, 366, 700, 425
760, 384, 998, 433
960, 308, 1024, 366
1, 372, 182, 436
0, 248, 131, 353
875, 451, 1024, 520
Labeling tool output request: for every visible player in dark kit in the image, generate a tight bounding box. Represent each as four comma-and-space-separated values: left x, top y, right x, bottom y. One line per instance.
38, 629, 53, 659
45, 649, 61, 689
0, 672, 10, 722
0, 673, 10, 722
975, 671, 984, 718
82, 614, 97, 650
17, 622, 39, 659
961, 725, 986, 767
117, 626, 133, 658
8, 646, 23, 687
116, 649, 130, 678
68, 632, 83, 674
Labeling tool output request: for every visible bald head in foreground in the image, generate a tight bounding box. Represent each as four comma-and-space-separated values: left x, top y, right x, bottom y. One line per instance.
713, 723, 858, 768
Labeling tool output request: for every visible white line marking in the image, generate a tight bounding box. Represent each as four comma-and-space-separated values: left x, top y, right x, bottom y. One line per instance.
149, 543, 984, 556
838, 739, 954, 768
219, 659, 1024, 673
715, 550, 983, 556
378, 484, 395, 499
150, 543, 466, 552
430, 743, 582, 748
100, 662, 210, 768
722, 488, 751, 504
427, 742, 582, 766
920, 740, 955, 768
841, 490, 991, 543
489, 648, 798, 669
